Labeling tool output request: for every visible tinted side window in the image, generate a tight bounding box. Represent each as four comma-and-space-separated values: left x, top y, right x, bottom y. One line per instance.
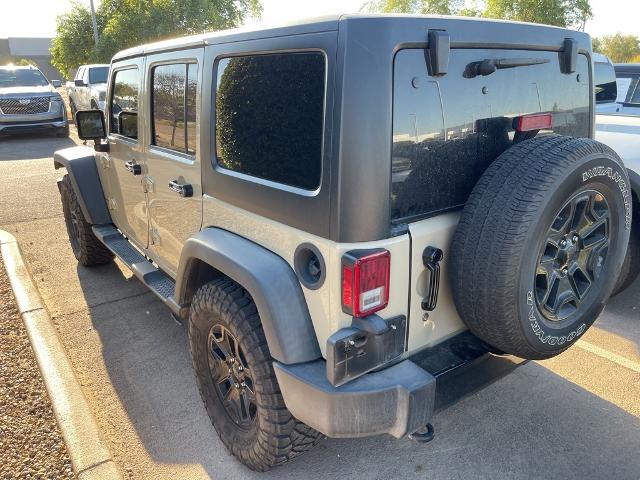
151, 63, 198, 155
215, 52, 325, 191
594, 61, 617, 104
110, 68, 139, 139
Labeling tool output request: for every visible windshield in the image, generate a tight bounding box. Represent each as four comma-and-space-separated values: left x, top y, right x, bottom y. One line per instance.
89, 67, 109, 84
0, 68, 48, 88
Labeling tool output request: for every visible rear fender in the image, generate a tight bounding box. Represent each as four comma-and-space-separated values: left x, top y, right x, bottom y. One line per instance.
176, 228, 322, 365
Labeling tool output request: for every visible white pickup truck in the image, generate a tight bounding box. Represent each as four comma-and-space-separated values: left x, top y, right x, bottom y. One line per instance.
594, 56, 640, 294
66, 64, 109, 116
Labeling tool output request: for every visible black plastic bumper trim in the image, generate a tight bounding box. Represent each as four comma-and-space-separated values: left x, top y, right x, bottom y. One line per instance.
274, 359, 436, 439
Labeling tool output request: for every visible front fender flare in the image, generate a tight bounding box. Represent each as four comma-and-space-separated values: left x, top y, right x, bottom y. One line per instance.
54, 146, 111, 225
176, 228, 322, 365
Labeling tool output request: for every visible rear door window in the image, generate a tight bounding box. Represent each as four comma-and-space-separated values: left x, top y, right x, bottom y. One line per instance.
214, 52, 325, 191
391, 49, 590, 222
151, 63, 198, 155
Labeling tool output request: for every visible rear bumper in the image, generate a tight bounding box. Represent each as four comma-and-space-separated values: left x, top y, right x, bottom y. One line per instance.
275, 331, 526, 439
274, 359, 436, 438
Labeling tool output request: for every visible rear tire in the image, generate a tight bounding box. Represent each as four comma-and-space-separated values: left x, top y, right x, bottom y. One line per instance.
188, 278, 321, 471
451, 135, 631, 359
59, 174, 113, 266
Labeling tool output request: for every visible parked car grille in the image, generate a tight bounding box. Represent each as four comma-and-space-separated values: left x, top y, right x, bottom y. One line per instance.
0, 97, 50, 115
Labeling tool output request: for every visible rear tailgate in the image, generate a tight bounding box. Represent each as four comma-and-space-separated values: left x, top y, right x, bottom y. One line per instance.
391, 47, 591, 352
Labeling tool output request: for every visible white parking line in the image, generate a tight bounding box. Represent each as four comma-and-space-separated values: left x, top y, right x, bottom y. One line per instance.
576, 340, 640, 374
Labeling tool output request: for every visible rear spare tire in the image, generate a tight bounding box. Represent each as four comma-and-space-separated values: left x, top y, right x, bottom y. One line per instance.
451, 135, 632, 359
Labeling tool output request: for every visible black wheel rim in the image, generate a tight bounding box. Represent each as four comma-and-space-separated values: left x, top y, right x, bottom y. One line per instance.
207, 325, 257, 428
535, 189, 610, 322
64, 203, 81, 254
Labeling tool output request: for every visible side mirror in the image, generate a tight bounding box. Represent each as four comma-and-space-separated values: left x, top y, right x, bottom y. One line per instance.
74, 79, 86, 87
76, 109, 107, 141
52, 80, 61, 88
118, 111, 138, 139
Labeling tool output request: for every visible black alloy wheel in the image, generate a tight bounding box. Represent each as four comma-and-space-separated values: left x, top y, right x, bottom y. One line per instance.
207, 324, 257, 428
535, 189, 610, 321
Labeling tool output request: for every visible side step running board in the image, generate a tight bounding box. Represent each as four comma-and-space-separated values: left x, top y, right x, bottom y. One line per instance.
92, 225, 182, 316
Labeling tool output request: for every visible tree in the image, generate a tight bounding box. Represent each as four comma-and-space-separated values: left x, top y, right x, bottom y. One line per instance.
362, 0, 592, 27
362, 0, 465, 14
52, 0, 261, 78
592, 33, 640, 63
483, 0, 592, 28
51, 2, 100, 77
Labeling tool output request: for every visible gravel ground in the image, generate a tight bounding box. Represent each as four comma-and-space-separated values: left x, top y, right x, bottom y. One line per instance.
0, 257, 75, 480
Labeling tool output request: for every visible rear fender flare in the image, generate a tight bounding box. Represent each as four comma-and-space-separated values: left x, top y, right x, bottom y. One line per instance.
176, 228, 322, 365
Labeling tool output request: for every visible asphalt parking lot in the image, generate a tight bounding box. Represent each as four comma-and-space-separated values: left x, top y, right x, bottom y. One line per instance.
1, 131, 639, 479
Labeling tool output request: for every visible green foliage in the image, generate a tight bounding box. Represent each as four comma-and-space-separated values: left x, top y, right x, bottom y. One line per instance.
362, 0, 592, 27
483, 0, 592, 27
52, 0, 261, 78
362, 0, 464, 14
592, 33, 640, 63
50, 2, 98, 78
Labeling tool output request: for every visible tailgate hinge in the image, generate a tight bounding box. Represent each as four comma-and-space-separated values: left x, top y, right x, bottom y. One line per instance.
425, 29, 450, 77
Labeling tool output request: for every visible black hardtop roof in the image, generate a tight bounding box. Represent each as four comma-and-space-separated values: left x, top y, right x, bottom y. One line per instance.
615, 63, 640, 74
111, 13, 591, 62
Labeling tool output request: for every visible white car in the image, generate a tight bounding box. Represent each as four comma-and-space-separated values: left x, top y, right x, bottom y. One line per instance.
594, 56, 640, 293
66, 64, 109, 116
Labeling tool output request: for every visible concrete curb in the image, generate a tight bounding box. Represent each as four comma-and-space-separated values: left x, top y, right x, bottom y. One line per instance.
0, 230, 123, 480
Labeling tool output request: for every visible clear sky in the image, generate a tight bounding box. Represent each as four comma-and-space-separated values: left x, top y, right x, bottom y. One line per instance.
0, 0, 637, 38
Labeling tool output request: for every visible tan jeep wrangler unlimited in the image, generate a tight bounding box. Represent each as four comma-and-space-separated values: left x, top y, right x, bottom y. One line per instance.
54, 15, 638, 471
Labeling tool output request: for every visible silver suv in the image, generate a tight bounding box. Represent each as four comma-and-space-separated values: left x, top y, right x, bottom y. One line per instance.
0, 65, 68, 137
54, 15, 638, 472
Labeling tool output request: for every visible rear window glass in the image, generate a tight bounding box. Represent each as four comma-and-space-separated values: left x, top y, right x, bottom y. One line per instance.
391, 49, 590, 222
215, 52, 325, 191
89, 67, 109, 84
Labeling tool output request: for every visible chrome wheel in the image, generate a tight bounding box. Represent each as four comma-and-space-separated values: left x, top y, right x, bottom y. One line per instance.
207, 325, 257, 428
535, 190, 610, 321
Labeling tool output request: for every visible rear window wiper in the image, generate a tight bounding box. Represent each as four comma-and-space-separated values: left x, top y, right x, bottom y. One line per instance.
465, 58, 550, 78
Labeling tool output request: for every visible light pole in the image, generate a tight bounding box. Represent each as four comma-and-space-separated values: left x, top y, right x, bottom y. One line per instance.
89, 0, 99, 46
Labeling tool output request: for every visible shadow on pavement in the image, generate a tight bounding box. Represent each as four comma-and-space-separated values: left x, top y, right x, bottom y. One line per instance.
0, 133, 76, 161
594, 279, 640, 354
72, 263, 640, 480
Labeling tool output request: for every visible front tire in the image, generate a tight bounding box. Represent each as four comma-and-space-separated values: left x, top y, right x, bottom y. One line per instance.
188, 278, 321, 471
59, 174, 113, 266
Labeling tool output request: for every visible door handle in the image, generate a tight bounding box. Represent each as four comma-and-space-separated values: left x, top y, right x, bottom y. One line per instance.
125, 160, 142, 175
169, 180, 193, 198
421, 246, 443, 311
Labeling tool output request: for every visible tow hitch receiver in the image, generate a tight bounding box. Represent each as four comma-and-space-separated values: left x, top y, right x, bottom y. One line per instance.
409, 423, 435, 443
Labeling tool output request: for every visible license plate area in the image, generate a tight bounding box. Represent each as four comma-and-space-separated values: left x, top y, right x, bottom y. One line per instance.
326, 315, 406, 387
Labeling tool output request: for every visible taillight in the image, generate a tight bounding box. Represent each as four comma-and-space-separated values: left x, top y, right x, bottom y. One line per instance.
514, 113, 553, 132
341, 249, 390, 317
